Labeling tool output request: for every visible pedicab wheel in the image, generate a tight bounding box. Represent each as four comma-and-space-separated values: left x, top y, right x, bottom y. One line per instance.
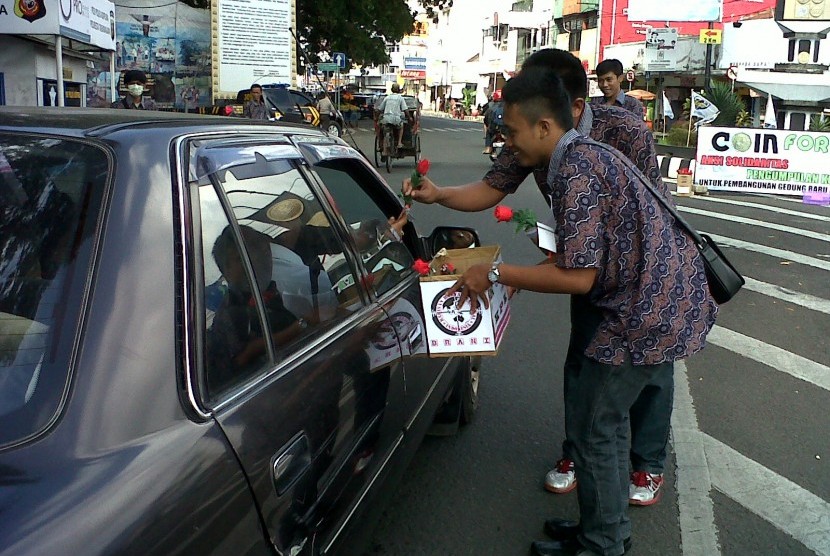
414, 135, 421, 163
374, 134, 381, 168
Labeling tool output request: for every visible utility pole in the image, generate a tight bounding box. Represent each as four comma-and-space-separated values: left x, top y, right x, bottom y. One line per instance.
703, 20, 714, 92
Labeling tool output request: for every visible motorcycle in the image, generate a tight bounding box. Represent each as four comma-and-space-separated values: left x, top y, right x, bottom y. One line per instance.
489, 129, 505, 161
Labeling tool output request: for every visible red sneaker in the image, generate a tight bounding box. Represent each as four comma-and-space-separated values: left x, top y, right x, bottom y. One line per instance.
629, 471, 663, 506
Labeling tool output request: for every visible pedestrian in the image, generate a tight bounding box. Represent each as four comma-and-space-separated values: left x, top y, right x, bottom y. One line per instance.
111, 69, 156, 110
449, 65, 717, 556
317, 92, 335, 116
592, 59, 644, 119
402, 49, 715, 555
243, 84, 269, 120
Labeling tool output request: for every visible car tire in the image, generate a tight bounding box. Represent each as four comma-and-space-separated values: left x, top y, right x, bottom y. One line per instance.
459, 356, 480, 425
325, 121, 342, 137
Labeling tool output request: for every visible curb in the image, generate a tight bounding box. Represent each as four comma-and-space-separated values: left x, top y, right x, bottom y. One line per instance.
422, 110, 484, 123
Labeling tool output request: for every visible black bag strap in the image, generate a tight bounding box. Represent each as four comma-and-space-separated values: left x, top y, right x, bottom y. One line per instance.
588, 140, 706, 248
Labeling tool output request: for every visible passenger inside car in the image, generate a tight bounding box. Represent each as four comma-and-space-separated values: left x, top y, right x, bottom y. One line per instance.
206, 225, 303, 394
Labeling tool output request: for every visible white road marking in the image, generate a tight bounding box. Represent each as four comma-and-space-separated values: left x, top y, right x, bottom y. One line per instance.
672, 360, 722, 556
742, 276, 830, 315
705, 325, 830, 391
703, 433, 830, 556
680, 207, 830, 243
677, 196, 830, 223
703, 233, 830, 271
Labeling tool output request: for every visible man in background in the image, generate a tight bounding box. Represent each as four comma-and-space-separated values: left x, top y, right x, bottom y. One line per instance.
112, 70, 156, 110
592, 59, 643, 119
243, 84, 269, 120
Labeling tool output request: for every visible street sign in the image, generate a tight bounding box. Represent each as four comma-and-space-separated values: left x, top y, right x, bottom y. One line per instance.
318, 62, 339, 72
699, 29, 722, 45
332, 52, 347, 68
404, 57, 427, 70
727, 65, 738, 80
626, 70, 635, 82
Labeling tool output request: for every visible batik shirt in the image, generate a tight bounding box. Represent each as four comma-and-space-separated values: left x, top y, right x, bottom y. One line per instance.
547, 130, 716, 366
590, 90, 644, 119
485, 103, 668, 202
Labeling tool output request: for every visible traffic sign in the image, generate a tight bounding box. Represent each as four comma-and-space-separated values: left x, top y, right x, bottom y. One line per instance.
727, 65, 738, 80
626, 70, 635, 82
318, 62, 339, 72
699, 29, 722, 44
332, 52, 347, 68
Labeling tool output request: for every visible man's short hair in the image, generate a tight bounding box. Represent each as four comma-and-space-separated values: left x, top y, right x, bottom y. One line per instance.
123, 69, 147, 84
522, 48, 588, 102
250, 83, 263, 92
391, 84, 401, 93
596, 59, 624, 77
501, 66, 574, 131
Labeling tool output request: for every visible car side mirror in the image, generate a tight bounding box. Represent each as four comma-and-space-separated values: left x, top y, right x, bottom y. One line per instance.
428, 226, 480, 256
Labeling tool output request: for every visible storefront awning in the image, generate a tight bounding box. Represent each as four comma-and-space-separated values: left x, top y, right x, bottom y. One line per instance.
737, 68, 830, 103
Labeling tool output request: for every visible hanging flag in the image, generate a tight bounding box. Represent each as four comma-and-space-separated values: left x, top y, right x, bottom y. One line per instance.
763, 94, 777, 129
690, 90, 720, 128
663, 92, 674, 120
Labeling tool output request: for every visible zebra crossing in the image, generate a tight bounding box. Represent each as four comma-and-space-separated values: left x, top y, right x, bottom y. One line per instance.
670, 193, 830, 555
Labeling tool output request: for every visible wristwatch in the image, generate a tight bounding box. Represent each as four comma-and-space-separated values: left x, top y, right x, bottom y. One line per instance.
487, 262, 501, 284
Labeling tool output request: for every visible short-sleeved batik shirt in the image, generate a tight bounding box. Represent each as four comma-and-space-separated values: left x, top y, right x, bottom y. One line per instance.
485, 104, 667, 202
590, 90, 644, 119
548, 129, 716, 366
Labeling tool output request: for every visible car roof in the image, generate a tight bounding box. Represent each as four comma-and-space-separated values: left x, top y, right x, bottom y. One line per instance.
0, 107, 317, 137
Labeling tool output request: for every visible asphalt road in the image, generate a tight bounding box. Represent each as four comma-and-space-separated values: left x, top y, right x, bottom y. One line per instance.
339, 116, 830, 556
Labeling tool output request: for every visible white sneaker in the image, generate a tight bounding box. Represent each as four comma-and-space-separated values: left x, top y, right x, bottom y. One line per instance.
544, 458, 577, 494
628, 471, 663, 506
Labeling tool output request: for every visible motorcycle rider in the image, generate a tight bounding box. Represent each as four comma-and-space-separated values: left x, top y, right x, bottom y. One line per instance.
483, 89, 505, 156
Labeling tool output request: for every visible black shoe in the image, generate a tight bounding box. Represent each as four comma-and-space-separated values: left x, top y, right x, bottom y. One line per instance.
531, 536, 632, 556
544, 518, 579, 541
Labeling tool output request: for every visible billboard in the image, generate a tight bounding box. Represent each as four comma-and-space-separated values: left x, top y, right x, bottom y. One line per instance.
695, 127, 830, 196
643, 27, 678, 71
212, 0, 295, 98
0, 0, 114, 46
627, 0, 722, 22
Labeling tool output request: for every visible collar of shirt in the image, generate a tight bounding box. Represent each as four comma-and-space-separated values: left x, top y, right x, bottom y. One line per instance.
576, 103, 593, 136
547, 128, 581, 184
615, 90, 628, 106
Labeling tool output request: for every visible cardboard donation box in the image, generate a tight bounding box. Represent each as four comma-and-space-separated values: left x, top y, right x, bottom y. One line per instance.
418, 246, 510, 357
676, 168, 694, 196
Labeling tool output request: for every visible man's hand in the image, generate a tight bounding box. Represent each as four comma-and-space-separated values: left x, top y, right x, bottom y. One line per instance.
402, 175, 442, 205
447, 262, 491, 314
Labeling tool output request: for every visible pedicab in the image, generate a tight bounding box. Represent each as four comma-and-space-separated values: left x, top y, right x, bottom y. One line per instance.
373, 94, 422, 173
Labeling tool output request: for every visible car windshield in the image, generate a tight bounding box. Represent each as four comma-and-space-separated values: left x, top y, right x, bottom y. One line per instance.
0, 133, 109, 447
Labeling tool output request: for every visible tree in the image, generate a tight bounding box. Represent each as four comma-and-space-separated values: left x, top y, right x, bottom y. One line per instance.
296, 0, 415, 67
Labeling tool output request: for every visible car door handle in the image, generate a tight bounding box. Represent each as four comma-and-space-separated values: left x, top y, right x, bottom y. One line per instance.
272, 433, 311, 497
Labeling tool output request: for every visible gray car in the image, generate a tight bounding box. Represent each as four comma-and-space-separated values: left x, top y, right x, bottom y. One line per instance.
0, 108, 480, 556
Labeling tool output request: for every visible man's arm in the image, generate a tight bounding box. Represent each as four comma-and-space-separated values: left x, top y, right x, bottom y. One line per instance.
402, 176, 507, 211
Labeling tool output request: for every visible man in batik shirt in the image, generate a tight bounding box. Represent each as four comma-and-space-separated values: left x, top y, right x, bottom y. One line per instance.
447, 66, 716, 556
402, 49, 676, 510
591, 58, 644, 119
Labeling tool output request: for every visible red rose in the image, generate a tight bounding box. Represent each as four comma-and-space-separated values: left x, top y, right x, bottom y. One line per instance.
412, 259, 431, 276
494, 205, 514, 223
416, 159, 431, 176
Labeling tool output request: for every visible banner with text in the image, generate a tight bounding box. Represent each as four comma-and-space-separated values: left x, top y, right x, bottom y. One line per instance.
213, 0, 294, 97
695, 127, 830, 196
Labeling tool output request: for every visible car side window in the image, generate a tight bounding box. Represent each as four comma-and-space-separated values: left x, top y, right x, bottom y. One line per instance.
195, 148, 364, 399
312, 159, 415, 298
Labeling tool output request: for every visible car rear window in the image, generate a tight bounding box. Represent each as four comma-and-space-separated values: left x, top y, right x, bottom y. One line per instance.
0, 133, 109, 447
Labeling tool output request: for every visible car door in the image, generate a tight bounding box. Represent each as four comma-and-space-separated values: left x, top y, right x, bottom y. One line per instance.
296, 140, 450, 429
186, 136, 406, 555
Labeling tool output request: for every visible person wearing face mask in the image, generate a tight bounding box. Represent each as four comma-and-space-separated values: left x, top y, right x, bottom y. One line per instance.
112, 70, 157, 110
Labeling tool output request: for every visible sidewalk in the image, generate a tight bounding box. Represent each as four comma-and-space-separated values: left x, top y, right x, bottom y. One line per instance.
422, 109, 484, 123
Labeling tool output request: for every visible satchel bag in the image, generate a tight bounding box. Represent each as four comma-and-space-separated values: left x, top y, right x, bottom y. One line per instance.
592, 141, 745, 304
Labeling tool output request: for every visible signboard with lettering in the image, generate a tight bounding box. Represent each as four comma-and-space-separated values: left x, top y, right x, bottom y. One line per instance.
213, 0, 295, 96
627, 0, 722, 21
699, 28, 722, 44
399, 69, 426, 79
404, 56, 427, 70
0, 0, 114, 46
643, 27, 678, 72
695, 127, 830, 196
